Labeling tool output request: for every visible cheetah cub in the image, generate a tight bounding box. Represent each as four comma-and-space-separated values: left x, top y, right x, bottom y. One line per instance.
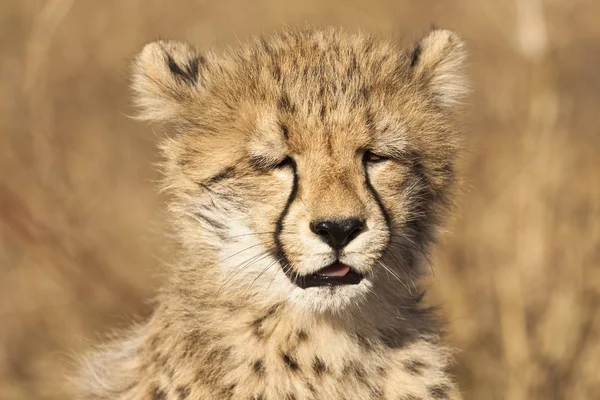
77, 27, 467, 400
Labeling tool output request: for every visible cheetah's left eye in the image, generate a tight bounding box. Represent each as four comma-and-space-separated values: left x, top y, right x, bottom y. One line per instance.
363, 151, 389, 164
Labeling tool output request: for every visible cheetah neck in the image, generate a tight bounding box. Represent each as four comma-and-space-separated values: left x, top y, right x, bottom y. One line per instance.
129, 283, 458, 400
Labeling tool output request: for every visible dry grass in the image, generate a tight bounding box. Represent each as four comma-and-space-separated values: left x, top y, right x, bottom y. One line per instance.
1, 0, 598, 399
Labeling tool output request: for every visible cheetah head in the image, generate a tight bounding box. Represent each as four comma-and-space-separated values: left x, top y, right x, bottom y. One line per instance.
132, 28, 467, 313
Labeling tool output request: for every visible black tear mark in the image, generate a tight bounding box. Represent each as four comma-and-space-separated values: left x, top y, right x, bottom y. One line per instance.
362, 153, 391, 228
410, 44, 422, 69
428, 384, 451, 399
167, 53, 199, 84
273, 158, 299, 284
281, 352, 300, 372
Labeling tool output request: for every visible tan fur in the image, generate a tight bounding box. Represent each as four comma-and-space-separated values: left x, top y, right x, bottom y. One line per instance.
76, 27, 467, 399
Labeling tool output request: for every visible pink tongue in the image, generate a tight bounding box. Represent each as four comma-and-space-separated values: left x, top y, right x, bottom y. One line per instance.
317, 263, 350, 277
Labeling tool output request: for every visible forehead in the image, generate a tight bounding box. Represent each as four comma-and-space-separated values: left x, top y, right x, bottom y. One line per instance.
206, 29, 416, 158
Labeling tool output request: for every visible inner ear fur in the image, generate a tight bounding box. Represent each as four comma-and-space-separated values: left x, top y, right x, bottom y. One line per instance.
409, 29, 468, 108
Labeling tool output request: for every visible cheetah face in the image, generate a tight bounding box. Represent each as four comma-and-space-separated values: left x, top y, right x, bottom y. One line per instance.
132, 28, 466, 312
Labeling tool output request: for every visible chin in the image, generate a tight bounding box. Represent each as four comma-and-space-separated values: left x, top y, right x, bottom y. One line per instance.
287, 278, 373, 314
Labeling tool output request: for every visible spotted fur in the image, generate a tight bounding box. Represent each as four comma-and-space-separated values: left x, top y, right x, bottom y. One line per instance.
75, 27, 467, 399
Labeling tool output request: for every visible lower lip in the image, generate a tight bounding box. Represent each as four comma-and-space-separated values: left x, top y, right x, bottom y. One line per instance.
295, 265, 364, 289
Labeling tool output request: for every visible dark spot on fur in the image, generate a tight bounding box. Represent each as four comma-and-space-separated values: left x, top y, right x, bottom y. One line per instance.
222, 384, 236, 398
410, 44, 422, 69
320, 104, 326, 121
271, 65, 282, 82
176, 386, 191, 399
354, 364, 366, 380
312, 357, 327, 376
404, 359, 427, 375
280, 122, 289, 139
252, 395, 264, 400
399, 395, 422, 400
152, 386, 167, 400
278, 93, 296, 114
428, 384, 451, 399
282, 352, 300, 371
297, 329, 309, 342
306, 382, 317, 395
252, 359, 265, 375
251, 303, 282, 339
285, 394, 296, 400
369, 385, 384, 398
360, 85, 370, 101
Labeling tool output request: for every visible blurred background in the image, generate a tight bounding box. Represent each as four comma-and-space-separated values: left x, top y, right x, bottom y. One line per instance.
1, 0, 599, 399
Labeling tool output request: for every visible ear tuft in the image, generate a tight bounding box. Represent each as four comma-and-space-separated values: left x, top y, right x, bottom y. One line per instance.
410, 30, 468, 107
131, 40, 204, 122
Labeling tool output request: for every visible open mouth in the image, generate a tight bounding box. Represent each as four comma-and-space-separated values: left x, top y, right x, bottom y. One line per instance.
295, 262, 364, 289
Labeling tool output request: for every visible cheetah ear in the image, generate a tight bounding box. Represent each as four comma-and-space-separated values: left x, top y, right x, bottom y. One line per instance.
409, 29, 468, 107
131, 40, 205, 122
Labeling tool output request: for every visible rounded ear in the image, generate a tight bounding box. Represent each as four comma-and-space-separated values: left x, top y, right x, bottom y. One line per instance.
409, 29, 468, 108
131, 40, 205, 122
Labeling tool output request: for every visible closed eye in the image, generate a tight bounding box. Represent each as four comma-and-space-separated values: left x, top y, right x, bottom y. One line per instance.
363, 151, 390, 164
273, 156, 293, 169
250, 154, 293, 171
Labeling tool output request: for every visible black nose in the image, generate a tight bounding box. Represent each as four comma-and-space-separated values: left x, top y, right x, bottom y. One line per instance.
310, 218, 365, 250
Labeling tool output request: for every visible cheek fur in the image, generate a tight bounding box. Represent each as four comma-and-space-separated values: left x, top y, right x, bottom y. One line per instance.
366, 163, 415, 225
237, 171, 295, 247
